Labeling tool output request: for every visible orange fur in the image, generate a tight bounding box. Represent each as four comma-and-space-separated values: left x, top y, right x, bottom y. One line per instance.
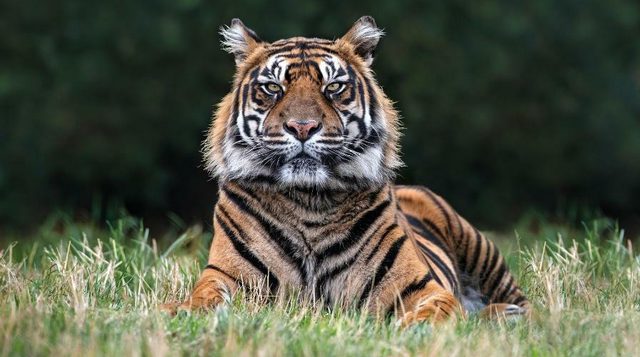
162, 17, 529, 325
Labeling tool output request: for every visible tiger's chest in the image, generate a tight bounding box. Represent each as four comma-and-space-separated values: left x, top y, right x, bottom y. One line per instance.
216, 183, 399, 305
250, 225, 373, 304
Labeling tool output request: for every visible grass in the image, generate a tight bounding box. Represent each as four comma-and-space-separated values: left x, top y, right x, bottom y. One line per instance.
1, 216, 639, 356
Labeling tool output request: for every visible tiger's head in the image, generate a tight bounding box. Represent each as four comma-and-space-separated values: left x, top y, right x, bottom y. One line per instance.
204, 16, 401, 190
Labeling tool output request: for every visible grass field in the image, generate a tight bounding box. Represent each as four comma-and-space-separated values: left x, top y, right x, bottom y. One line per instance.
1, 216, 639, 356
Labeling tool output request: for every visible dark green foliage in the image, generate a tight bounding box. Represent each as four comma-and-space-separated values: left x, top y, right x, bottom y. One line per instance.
1, 0, 639, 229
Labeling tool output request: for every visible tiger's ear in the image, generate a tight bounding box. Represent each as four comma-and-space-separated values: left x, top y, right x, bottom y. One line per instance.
340, 16, 384, 66
220, 19, 263, 65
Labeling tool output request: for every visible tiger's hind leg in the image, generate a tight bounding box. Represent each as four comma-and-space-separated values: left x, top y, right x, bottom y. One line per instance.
459, 274, 529, 320
479, 303, 528, 319
395, 186, 531, 319
454, 224, 531, 319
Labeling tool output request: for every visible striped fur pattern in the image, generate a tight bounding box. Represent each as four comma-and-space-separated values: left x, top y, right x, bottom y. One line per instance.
162, 17, 530, 323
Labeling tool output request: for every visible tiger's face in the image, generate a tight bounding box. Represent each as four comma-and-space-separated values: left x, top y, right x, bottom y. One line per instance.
204, 17, 401, 190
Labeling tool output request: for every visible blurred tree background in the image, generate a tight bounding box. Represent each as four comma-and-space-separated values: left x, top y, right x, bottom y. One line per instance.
1, 0, 639, 233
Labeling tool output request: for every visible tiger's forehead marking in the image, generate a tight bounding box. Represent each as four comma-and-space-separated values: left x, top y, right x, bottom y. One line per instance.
269, 37, 337, 53
254, 38, 349, 85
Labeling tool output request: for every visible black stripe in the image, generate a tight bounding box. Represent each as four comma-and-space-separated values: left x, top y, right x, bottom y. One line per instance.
386, 271, 434, 317
223, 186, 308, 283
365, 224, 397, 263
476, 240, 492, 278
316, 220, 392, 297
480, 243, 500, 284
315, 139, 343, 145
319, 199, 390, 258
315, 223, 397, 299
204, 264, 236, 281
485, 262, 507, 300
400, 272, 433, 300
304, 60, 323, 81
358, 235, 407, 307
363, 75, 379, 125
340, 67, 357, 106
419, 216, 447, 244
421, 258, 444, 287
405, 214, 450, 255
241, 83, 249, 114
215, 211, 279, 292
495, 275, 515, 302
301, 219, 325, 229
450, 214, 467, 273
268, 39, 335, 50
419, 188, 453, 235
275, 53, 340, 60
314, 254, 358, 299
457, 224, 469, 273
469, 229, 483, 275
512, 295, 527, 306
415, 240, 459, 295
267, 43, 340, 56
218, 205, 250, 242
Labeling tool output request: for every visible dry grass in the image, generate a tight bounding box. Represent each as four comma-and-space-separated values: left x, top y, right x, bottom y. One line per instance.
1, 217, 639, 356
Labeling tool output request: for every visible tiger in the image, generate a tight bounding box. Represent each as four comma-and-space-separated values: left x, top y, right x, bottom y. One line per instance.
161, 16, 530, 324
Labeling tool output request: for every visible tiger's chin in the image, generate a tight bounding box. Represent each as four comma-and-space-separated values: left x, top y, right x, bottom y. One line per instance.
277, 157, 331, 187
227, 154, 386, 190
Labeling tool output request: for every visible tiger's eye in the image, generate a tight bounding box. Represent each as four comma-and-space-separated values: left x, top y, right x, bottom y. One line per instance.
266, 83, 281, 93
326, 82, 342, 92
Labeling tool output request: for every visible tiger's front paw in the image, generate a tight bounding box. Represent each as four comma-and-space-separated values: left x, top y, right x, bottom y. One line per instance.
398, 292, 463, 327
158, 302, 184, 316
159, 294, 226, 316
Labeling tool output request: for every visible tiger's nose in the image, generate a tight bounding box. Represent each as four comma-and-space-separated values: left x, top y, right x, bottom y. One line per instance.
283, 119, 322, 141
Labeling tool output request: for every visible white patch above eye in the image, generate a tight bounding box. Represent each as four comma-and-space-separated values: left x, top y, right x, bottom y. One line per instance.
260, 56, 289, 84
318, 56, 350, 84
319, 62, 331, 81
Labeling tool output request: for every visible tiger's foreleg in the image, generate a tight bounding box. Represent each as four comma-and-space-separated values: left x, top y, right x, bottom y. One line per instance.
397, 279, 464, 326
160, 265, 237, 315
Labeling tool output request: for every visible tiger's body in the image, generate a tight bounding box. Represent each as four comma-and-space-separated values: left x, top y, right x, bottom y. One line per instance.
162, 16, 529, 323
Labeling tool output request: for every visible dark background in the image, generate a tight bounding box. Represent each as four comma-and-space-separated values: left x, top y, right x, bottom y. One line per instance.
2, 0, 639, 233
